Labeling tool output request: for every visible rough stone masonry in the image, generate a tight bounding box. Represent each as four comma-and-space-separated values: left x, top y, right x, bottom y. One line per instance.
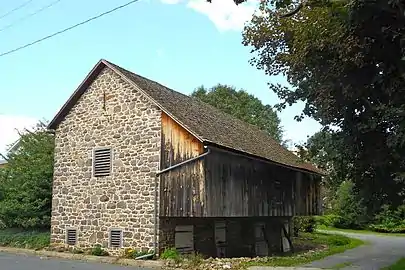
50, 67, 161, 255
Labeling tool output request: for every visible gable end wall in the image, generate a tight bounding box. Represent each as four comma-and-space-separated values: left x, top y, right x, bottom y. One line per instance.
51, 67, 161, 253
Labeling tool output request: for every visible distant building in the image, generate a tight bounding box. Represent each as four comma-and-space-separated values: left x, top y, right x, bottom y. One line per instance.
0, 139, 21, 168
0, 159, 7, 168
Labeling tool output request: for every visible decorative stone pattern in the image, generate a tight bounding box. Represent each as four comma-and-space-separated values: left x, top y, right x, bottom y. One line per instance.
51, 67, 161, 255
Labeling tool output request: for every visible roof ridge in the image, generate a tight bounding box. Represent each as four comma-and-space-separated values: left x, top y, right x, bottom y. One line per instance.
105, 60, 193, 100
49, 59, 323, 175
106, 60, 322, 174
106, 61, 272, 133
106, 61, 282, 140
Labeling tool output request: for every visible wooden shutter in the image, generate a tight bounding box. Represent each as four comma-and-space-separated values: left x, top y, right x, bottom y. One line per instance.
66, 229, 77, 245
109, 229, 122, 248
175, 225, 194, 253
93, 148, 112, 177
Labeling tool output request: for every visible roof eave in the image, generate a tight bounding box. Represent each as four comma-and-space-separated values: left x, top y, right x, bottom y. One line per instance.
47, 59, 204, 144
204, 141, 324, 176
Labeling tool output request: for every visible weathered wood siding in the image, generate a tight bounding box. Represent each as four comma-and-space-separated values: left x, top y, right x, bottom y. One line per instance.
160, 113, 205, 217
159, 113, 321, 217
295, 172, 321, 216
204, 148, 321, 217
204, 148, 297, 217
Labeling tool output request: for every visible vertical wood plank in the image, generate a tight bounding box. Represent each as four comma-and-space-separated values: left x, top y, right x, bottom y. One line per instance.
160, 111, 320, 219
160, 112, 205, 217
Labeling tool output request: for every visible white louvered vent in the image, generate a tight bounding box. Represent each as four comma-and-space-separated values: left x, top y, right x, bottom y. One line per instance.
93, 148, 112, 177
66, 229, 77, 245
109, 229, 122, 248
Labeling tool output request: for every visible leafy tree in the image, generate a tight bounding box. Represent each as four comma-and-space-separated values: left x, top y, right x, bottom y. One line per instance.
242, 0, 405, 214
191, 84, 284, 142
296, 130, 350, 194
296, 129, 354, 212
332, 180, 367, 229
0, 122, 54, 229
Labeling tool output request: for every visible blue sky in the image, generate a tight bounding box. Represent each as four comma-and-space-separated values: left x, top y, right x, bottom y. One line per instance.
0, 0, 321, 154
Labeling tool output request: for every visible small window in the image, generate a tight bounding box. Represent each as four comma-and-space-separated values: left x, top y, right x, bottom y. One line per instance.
93, 148, 112, 177
109, 229, 122, 248
66, 228, 77, 245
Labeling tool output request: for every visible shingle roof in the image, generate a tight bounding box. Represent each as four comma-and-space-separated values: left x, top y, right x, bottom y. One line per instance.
49, 60, 322, 175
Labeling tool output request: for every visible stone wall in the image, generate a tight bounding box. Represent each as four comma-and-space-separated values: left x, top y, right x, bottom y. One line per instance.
51, 67, 161, 255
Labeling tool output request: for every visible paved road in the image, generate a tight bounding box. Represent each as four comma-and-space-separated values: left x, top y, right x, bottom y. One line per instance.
304, 231, 405, 270
1, 231, 404, 270
0, 252, 151, 270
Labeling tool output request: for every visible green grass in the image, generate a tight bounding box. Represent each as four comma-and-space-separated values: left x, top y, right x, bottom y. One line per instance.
0, 228, 50, 250
382, 258, 405, 270
318, 225, 405, 237
243, 232, 364, 268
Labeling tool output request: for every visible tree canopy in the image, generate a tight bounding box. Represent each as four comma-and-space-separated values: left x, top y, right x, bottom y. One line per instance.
0, 122, 54, 229
296, 129, 353, 211
191, 84, 284, 143
296, 130, 349, 189
242, 0, 405, 213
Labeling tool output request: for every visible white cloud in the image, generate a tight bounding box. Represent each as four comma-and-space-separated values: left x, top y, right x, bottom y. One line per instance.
160, 0, 259, 32
0, 115, 37, 156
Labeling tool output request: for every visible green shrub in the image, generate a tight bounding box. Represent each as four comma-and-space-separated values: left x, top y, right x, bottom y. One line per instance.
331, 181, 367, 229
293, 216, 316, 235
160, 247, 181, 262
368, 224, 405, 233
0, 125, 54, 229
0, 228, 50, 249
368, 204, 405, 233
315, 214, 341, 227
90, 244, 109, 256
0, 220, 6, 230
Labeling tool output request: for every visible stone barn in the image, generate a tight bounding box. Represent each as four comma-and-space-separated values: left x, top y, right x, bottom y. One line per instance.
48, 59, 323, 257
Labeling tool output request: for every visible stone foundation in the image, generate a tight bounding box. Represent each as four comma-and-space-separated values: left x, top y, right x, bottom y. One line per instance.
159, 217, 291, 258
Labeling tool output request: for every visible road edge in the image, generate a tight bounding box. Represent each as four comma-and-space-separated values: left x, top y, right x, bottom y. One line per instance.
0, 246, 163, 268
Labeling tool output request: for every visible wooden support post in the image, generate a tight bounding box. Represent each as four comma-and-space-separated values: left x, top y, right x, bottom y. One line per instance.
295, 172, 302, 215
282, 222, 294, 253
261, 225, 270, 255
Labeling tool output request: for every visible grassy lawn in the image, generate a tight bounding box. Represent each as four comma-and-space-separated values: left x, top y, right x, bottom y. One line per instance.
242, 232, 364, 268
0, 228, 50, 250
382, 258, 405, 270
318, 226, 405, 237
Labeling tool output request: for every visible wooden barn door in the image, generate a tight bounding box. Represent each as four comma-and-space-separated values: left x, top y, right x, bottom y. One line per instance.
215, 221, 227, 257
254, 223, 269, 256
175, 225, 194, 253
